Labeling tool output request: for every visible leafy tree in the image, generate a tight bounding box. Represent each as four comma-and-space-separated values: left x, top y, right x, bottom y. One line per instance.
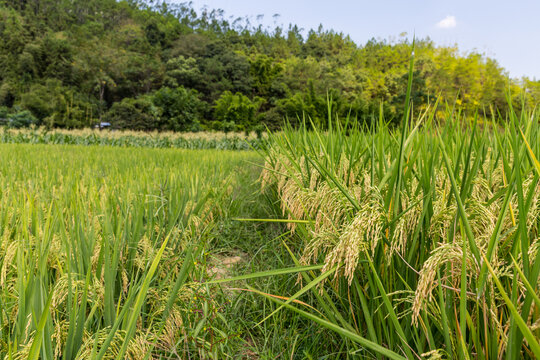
0, 81, 17, 108
196, 41, 252, 101
105, 96, 159, 131
524, 79, 540, 108
151, 86, 204, 131
276, 80, 328, 127
0, 8, 28, 79
7, 110, 38, 128
214, 91, 262, 130
249, 54, 283, 97
164, 56, 201, 88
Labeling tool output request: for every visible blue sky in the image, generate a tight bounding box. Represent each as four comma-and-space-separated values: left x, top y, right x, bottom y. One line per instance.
187, 0, 540, 80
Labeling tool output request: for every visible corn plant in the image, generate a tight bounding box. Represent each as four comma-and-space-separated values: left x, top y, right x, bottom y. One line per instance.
0, 128, 264, 150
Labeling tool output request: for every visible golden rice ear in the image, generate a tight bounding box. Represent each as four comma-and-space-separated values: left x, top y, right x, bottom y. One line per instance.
0, 242, 18, 287
7, 339, 33, 360
152, 306, 186, 351
388, 186, 423, 264
532, 317, 540, 332
125, 333, 154, 360
411, 242, 483, 326
52, 320, 70, 359
322, 186, 385, 285
421, 349, 445, 360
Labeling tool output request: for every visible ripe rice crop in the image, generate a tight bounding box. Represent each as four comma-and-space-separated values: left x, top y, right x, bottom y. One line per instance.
258, 103, 540, 357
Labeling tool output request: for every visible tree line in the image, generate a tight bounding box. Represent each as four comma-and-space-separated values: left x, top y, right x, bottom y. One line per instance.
0, 0, 539, 131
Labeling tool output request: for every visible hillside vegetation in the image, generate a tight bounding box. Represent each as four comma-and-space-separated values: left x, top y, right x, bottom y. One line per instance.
1, 0, 540, 131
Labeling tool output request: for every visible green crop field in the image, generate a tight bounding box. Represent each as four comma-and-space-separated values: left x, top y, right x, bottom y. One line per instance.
1, 104, 540, 359
0, 144, 267, 358
2, 0, 540, 356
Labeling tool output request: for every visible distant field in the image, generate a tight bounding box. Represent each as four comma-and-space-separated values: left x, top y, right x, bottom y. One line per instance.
0, 128, 265, 150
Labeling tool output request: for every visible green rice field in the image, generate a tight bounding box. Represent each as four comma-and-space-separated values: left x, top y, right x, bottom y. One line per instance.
0, 144, 265, 358
1, 101, 540, 359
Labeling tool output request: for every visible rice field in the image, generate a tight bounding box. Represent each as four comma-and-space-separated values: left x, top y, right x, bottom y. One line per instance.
0, 144, 261, 359
1, 100, 540, 358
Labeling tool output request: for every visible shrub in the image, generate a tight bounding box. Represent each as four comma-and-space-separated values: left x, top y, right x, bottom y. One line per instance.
0, 107, 37, 128
8, 110, 38, 128
253, 124, 265, 138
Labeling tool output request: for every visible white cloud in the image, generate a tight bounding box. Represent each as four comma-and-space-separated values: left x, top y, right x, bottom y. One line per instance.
436, 15, 457, 29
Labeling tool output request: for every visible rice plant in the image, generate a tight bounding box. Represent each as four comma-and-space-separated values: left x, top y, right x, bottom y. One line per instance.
256, 66, 540, 358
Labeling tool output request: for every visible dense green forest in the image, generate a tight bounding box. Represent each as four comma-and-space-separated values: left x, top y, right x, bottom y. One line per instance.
1, 0, 539, 131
